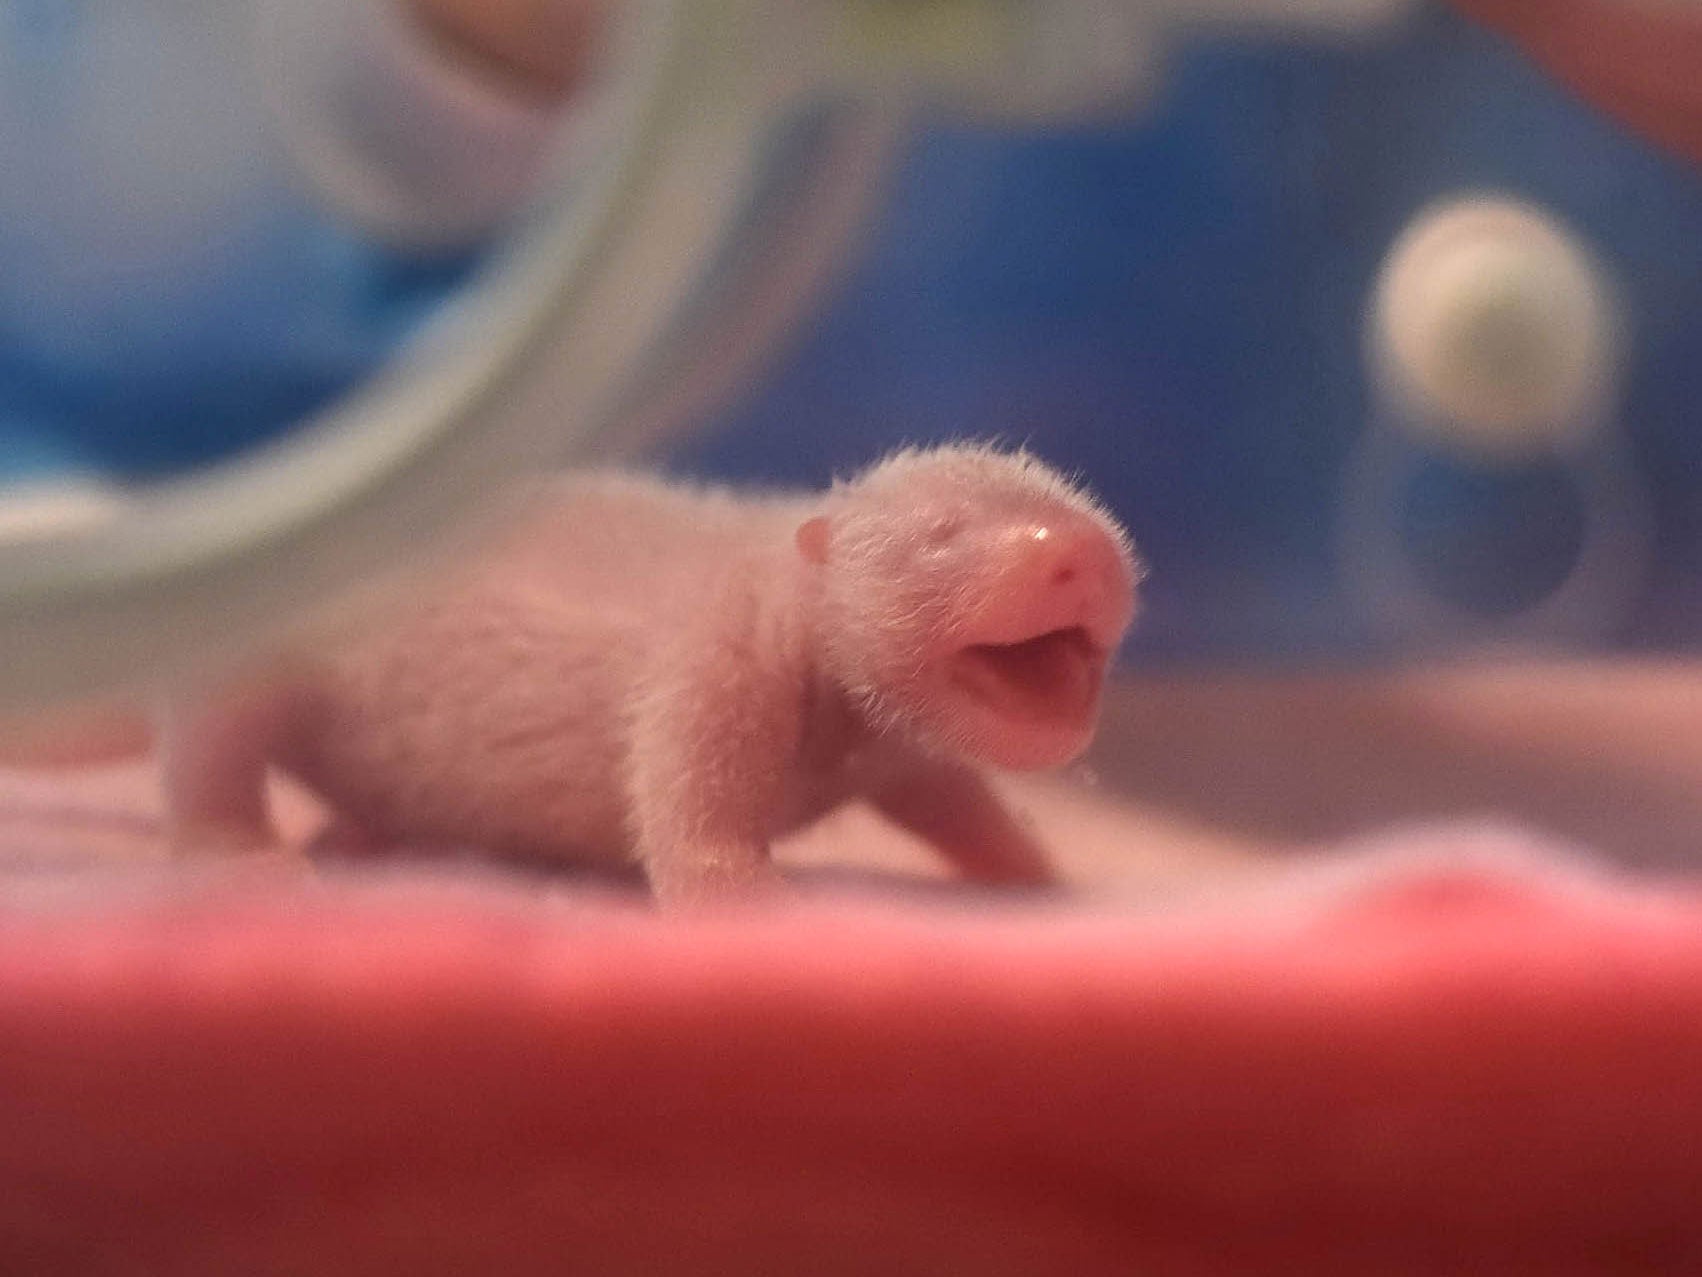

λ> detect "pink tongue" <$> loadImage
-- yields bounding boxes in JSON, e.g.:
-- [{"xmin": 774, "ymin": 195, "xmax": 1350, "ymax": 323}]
[{"xmin": 950, "ymin": 629, "xmax": 1100, "ymax": 721}]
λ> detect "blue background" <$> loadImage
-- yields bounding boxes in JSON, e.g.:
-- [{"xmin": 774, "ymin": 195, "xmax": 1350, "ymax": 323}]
[
  {"xmin": 678, "ymin": 4, "xmax": 1702, "ymax": 661},
  {"xmin": 2, "ymin": 2, "xmax": 1699, "ymax": 663}
]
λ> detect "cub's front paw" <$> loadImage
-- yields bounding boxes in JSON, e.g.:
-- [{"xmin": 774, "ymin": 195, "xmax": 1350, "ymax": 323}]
[{"xmin": 646, "ymin": 846, "xmax": 782, "ymax": 911}]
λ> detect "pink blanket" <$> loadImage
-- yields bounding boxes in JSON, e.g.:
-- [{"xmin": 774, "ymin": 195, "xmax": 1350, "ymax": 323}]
[{"xmin": 2, "ymin": 765, "xmax": 1700, "ymax": 1274}]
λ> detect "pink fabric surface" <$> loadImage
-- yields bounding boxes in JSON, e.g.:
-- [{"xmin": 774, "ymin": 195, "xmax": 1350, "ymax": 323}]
[{"xmin": 4, "ymin": 850, "xmax": 1702, "ymax": 1275}]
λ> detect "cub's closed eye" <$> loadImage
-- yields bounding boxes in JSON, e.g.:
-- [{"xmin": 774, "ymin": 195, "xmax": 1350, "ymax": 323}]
[{"xmin": 926, "ymin": 516, "xmax": 963, "ymax": 546}]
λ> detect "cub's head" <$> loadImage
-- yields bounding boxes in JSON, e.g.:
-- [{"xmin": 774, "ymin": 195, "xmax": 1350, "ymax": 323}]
[{"xmin": 797, "ymin": 444, "xmax": 1140, "ymax": 770}]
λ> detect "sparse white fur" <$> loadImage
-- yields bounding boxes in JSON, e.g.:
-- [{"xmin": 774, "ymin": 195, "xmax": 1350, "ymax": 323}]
[{"xmin": 160, "ymin": 443, "xmax": 1141, "ymax": 907}]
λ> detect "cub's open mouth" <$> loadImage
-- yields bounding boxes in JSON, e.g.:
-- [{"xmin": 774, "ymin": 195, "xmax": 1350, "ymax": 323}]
[{"xmin": 947, "ymin": 626, "xmax": 1105, "ymax": 725}]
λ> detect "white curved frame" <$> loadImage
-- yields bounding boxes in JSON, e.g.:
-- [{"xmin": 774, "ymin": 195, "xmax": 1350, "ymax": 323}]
[
  {"xmin": 0, "ymin": 0, "xmax": 910, "ymax": 712},
  {"xmin": 0, "ymin": 0, "xmax": 1416, "ymax": 713}
]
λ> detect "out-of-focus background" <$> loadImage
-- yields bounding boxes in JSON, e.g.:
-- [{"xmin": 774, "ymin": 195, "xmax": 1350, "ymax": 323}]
[
  {"xmin": 2, "ymin": 0, "xmax": 1701, "ymax": 887},
  {"xmin": 677, "ymin": 2, "xmax": 1702, "ymax": 664},
  {"xmin": 4, "ymin": 2, "xmax": 1699, "ymax": 664}
]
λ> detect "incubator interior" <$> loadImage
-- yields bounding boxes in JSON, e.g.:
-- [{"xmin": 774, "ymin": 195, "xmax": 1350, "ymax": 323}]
[
  {"xmin": 7, "ymin": 5, "xmax": 1702, "ymax": 1273},
  {"xmin": 0, "ymin": 0, "xmax": 1698, "ymax": 888}
]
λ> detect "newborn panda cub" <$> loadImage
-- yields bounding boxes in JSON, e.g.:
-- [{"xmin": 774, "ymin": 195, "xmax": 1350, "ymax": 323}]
[{"xmin": 164, "ymin": 444, "xmax": 1142, "ymax": 906}]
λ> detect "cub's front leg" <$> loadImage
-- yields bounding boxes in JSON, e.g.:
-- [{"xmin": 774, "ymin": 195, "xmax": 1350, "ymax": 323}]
[
  {"xmin": 624, "ymin": 582, "xmax": 804, "ymax": 908},
  {"xmin": 869, "ymin": 756, "xmax": 1058, "ymax": 889}
]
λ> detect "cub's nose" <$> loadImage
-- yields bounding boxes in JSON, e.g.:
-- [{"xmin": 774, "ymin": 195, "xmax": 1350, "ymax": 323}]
[{"xmin": 1005, "ymin": 519, "xmax": 1138, "ymax": 646}]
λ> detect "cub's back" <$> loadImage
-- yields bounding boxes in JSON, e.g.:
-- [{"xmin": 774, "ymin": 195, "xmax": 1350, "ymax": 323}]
[
  {"xmin": 481, "ymin": 473, "xmax": 812, "ymax": 619},
  {"xmin": 279, "ymin": 471, "xmax": 812, "ymax": 858}
]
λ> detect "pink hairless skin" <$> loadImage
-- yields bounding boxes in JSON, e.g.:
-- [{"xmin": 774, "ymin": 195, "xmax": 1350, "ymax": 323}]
[{"xmin": 154, "ymin": 444, "xmax": 1140, "ymax": 906}]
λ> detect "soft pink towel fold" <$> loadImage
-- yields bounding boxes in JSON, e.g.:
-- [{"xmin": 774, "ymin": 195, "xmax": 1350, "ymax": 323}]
[{"xmin": 2, "ymin": 850, "xmax": 1699, "ymax": 1275}]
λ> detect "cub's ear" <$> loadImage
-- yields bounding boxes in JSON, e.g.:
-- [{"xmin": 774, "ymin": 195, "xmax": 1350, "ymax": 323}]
[{"xmin": 794, "ymin": 515, "xmax": 831, "ymax": 565}]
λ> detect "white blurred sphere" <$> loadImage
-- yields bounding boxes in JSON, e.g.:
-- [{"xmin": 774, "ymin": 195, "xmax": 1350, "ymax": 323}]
[{"xmin": 1371, "ymin": 196, "xmax": 1619, "ymax": 458}]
